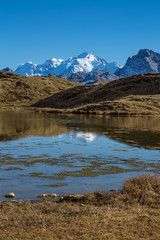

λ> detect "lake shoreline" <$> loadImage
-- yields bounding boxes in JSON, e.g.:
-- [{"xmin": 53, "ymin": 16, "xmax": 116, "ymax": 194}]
[
  {"xmin": 0, "ymin": 174, "xmax": 160, "ymax": 240},
  {"xmin": 1, "ymin": 105, "xmax": 160, "ymax": 117},
  {"xmin": 30, "ymin": 105, "xmax": 160, "ymax": 116},
  {"xmin": 2, "ymin": 174, "xmax": 160, "ymax": 204}
]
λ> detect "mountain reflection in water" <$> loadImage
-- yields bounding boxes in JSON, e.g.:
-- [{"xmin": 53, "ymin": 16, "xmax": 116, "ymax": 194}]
[
  {"xmin": 0, "ymin": 111, "xmax": 160, "ymax": 149},
  {"xmin": 0, "ymin": 111, "xmax": 159, "ymax": 201}
]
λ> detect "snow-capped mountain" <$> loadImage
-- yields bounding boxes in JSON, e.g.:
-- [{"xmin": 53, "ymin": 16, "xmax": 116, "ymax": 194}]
[
  {"xmin": 34, "ymin": 58, "xmax": 64, "ymax": 76},
  {"xmin": 15, "ymin": 62, "xmax": 37, "ymax": 76},
  {"xmin": 15, "ymin": 52, "xmax": 121, "ymax": 76},
  {"xmin": 115, "ymin": 49, "xmax": 160, "ymax": 77},
  {"xmin": 62, "ymin": 52, "xmax": 108, "ymax": 74}
]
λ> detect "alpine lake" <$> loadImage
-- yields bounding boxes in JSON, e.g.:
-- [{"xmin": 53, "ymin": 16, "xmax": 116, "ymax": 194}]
[{"xmin": 0, "ymin": 110, "xmax": 160, "ymax": 201}]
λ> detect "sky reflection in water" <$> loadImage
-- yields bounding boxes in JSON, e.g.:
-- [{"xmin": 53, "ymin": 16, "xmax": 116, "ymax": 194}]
[{"xmin": 0, "ymin": 111, "xmax": 159, "ymax": 201}]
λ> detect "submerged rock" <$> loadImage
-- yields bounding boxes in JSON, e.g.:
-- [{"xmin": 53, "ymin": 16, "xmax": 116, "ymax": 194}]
[
  {"xmin": 5, "ymin": 192, "xmax": 15, "ymax": 198},
  {"xmin": 38, "ymin": 193, "xmax": 58, "ymax": 198},
  {"xmin": 60, "ymin": 194, "xmax": 86, "ymax": 202}
]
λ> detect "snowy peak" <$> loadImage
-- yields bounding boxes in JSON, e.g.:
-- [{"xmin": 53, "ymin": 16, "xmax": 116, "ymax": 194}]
[
  {"xmin": 77, "ymin": 52, "xmax": 90, "ymax": 58},
  {"xmin": 77, "ymin": 52, "xmax": 104, "ymax": 62},
  {"xmin": 15, "ymin": 52, "xmax": 121, "ymax": 76},
  {"xmin": 115, "ymin": 49, "xmax": 160, "ymax": 77},
  {"xmin": 62, "ymin": 52, "xmax": 108, "ymax": 74},
  {"xmin": 43, "ymin": 58, "xmax": 64, "ymax": 67},
  {"xmin": 15, "ymin": 62, "xmax": 37, "ymax": 76}
]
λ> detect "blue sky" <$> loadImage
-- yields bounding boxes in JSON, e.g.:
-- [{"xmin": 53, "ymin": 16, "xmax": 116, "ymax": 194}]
[{"xmin": 1, "ymin": 0, "xmax": 160, "ymax": 70}]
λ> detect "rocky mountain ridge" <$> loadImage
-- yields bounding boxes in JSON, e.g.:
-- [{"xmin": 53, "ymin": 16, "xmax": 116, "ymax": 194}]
[{"xmin": 115, "ymin": 49, "xmax": 160, "ymax": 77}]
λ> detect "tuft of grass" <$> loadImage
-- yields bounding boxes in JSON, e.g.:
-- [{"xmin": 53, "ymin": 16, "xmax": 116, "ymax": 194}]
[
  {"xmin": 59, "ymin": 174, "xmax": 160, "ymax": 208},
  {"xmin": 122, "ymin": 174, "xmax": 160, "ymax": 206}
]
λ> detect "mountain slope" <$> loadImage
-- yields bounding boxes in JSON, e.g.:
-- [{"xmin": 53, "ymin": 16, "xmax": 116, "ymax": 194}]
[
  {"xmin": 105, "ymin": 61, "xmax": 122, "ymax": 73},
  {"xmin": 32, "ymin": 73, "xmax": 160, "ymax": 115},
  {"xmin": 0, "ymin": 71, "xmax": 79, "ymax": 107},
  {"xmin": 59, "ymin": 69, "xmax": 118, "ymax": 85},
  {"xmin": 15, "ymin": 52, "xmax": 121, "ymax": 76},
  {"xmin": 115, "ymin": 49, "xmax": 160, "ymax": 77},
  {"xmin": 15, "ymin": 62, "xmax": 37, "ymax": 76}
]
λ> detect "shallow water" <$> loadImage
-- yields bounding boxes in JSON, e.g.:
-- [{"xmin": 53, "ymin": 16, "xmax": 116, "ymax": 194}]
[{"xmin": 0, "ymin": 111, "xmax": 160, "ymax": 200}]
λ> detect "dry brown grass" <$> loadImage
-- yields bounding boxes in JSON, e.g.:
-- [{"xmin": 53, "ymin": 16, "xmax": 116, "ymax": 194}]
[
  {"xmin": 0, "ymin": 174, "xmax": 160, "ymax": 239},
  {"xmin": 122, "ymin": 174, "xmax": 160, "ymax": 206},
  {"xmin": 0, "ymin": 71, "xmax": 79, "ymax": 108},
  {"xmin": 31, "ymin": 73, "xmax": 160, "ymax": 115},
  {"xmin": 1, "ymin": 71, "xmax": 160, "ymax": 115},
  {"xmin": 0, "ymin": 202, "xmax": 159, "ymax": 240},
  {"xmin": 32, "ymin": 94, "xmax": 160, "ymax": 115},
  {"xmin": 32, "ymin": 73, "xmax": 160, "ymax": 110},
  {"xmin": 76, "ymin": 94, "xmax": 160, "ymax": 115}
]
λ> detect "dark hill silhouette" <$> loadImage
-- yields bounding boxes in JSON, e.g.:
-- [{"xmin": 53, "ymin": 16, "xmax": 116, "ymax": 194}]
[{"xmin": 32, "ymin": 73, "xmax": 160, "ymax": 111}]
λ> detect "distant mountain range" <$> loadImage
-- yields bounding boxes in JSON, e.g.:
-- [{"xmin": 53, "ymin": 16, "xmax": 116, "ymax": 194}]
[
  {"xmin": 2, "ymin": 49, "xmax": 160, "ymax": 85},
  {"xmin": 15, "ymin": 52, "xmax": 121, "ymax": 77}
]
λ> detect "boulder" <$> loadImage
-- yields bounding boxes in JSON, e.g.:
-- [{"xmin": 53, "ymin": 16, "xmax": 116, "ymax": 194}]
[{"xmin": 5, "ymin": 192, "xmax": 15, "ymax": 198}]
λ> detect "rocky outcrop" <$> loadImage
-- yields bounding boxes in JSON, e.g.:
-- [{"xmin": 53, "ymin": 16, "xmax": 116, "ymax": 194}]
[
  {"xmin": 2, "ymin": 67, "xmax": 14, "ymax": 73},
  {"xmin": 94, "ymin": 78, "xmax": 110, "ymax": 85},
  {"xmin": 48, "ymin": 72, "xmax": 57, "ymax": 77},
  {"xmin": 115, "ymin": 49, "xmax": 160, "ymax": 77},
  {"xmin": 59, "ymin": 72, "xmax": 88, "ymax": 83},
  {"xmin": 84, "ymin": 69, "xmax": 118, "ymax": 84}
]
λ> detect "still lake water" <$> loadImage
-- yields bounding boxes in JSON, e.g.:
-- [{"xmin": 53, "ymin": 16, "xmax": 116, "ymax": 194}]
[{"xmin": 0, "ymin": 111, "xmax": 160, "ymax": 201}]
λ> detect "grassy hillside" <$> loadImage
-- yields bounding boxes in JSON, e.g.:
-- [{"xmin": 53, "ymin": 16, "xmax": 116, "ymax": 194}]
[
  {"xmin": 32, "ymin": 73, "xmax": 160, "ymax": 115},
  {"xmin": 0, "ymin": 71, "xmax": 79, "ymax": 107}
]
